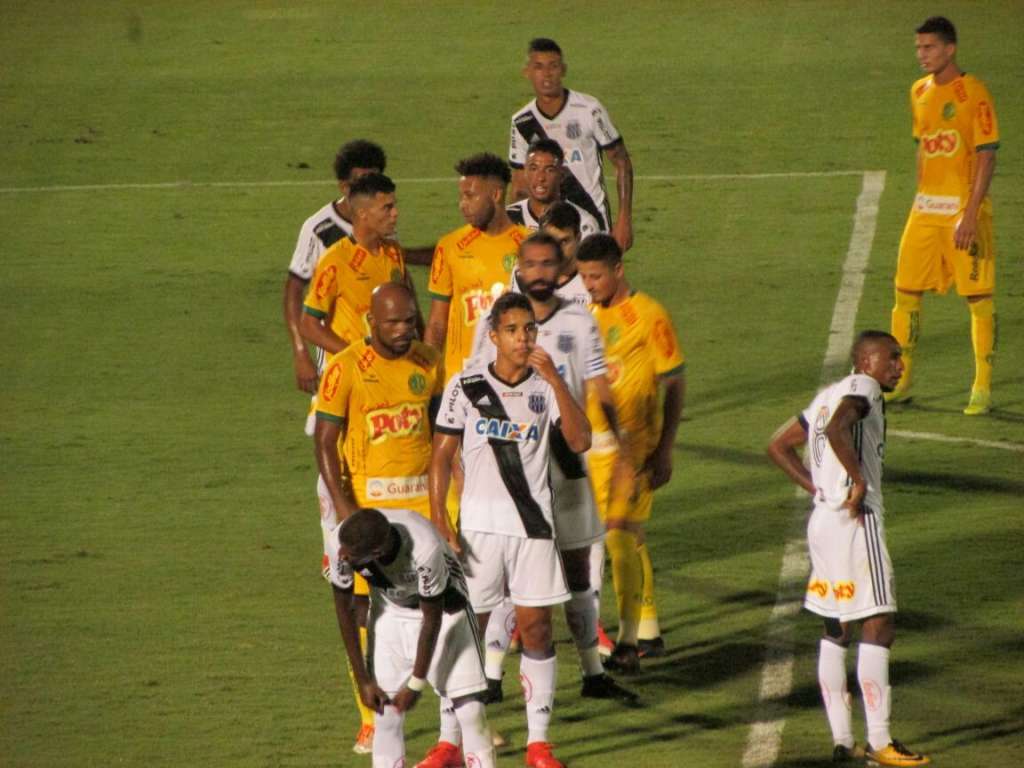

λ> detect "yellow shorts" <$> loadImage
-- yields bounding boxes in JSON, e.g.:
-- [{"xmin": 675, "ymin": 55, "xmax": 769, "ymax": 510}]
[
  {"xmin": 588, "ymin": 439, "xmax": 653, "ymax": 525},
  {"xmin": 896, "ymin": 211, "xmax": 995, "ymax": 296}
]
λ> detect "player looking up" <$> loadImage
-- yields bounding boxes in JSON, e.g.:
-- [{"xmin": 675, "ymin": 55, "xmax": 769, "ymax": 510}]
[
  {"xmin": 888, "ymin": 16, "xmax": 1000, "ymax": 415},
  {"xmin": 577, "ymin": 234, "xmax": 686, "ymax": 671},
  {"xmin": 506, "ymin": 138, "xmax": 601, "ymax": 238},
  {"xmin": 509, "ymin": 38, "xmax": 634, "ymax": 251},
  {"xmin": 767, "ymin": 331, "xmax": 931, "ymax": 767}
]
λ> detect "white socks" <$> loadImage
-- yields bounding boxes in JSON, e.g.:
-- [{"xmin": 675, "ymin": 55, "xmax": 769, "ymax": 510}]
[
  {"xmin": 484, "ymin": 598, "xmax": 516, "ymax": 680},
  {"xmin": 858, "ymin": 642, "xmax": 892, "ymax": 749},
  {"xmin": 565, "ymin": 590, "xmax": 603, "ymax": 676},
  {"xmin": 455, "ymin": 699, "xmax": 496, "ymax": 768},
  {"xmin": 818, "ymin": 639, "xmax": 854, "ymax": 748},
  {"xmin": 438, "ymin": 695, "xmax": 461, "ymax": 745},
  {"xmin": 372, "ymin": 706, "xmax": 404, "ymax": 768},
  {"xmin": 520, "ymin": 651, "xmax": 556, "ymax": 745}
]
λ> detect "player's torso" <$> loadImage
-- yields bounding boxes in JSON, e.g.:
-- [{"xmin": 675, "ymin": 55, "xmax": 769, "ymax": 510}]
[{"xmin": 534, "ymin": 302, "xmax": 602, "ymax": 401}]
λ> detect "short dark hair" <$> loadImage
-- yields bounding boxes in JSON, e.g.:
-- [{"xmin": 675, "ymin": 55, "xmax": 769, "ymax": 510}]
[
  {"xmin": 528, "ymin": 38, "xmax": 563, "ymax": 57},
  {"xmin": 489, "ymin": 292, "xmax": 534, "ymax": 331},
  {"xmin": 520, "ymin": 231, "xmax": 563, "ymax": 261},
  {"xmin": 526, "ymin": 138, "xmax": 564, "ymax": 164},
  {"xmin": 539, "ymin": 201, "xmax": 580, "ymax": 236},
  {"xmin": 455, "ymin": 153, "xmax": 511, "ymax": 184},
  {"xmin": 916, "ymin": 16, "xmax": 957, "ymax": 45},
  {"xmin": 338, "ymin": 508, "xmax": 391, "ymax": 553},
  {"xmin": 851, "ymin": 330, "xmax": 899, "ymax": 365},
  {"xmin": 333, "ymin": 140, "xmax": 387, "ymax": 181},
  {"xmin": 576, "ymin": 233, "xmax": 622, "ymax": 266},
  {"xmin": 348, "ymin": 172, "xmax": 396, "ymax": 201}
]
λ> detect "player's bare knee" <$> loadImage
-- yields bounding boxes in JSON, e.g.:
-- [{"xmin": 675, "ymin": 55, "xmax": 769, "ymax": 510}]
[
  {"xmin": 822, "ymin": 618, "xmax": 851, "ymax": 646},
  {"xmin": 861, "ymin": 613, "xmax": 895, "ymax": 648},
  {"xmin": 516, "ymin": 606, "xmax": 553, "ymax": 653}
]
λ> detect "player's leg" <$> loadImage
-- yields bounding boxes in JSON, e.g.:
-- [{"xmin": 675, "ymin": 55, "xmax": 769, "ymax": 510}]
[
  {"xmin": 369, "ymin": 611, "xmax": 414, "ymax": 768},
  {"xmin": 604, "ymin": 520, "xmax": 642, "ymax": 671},
  {"xmin": 957, "ymin": 209, "xmax": 997, "ymax": 414},
  {"xmin": 890, "ymin": 218, "xmax": 942, "ymax": 401},
  {"xmin": 636, "ymin": 537, "xmax": 664, "ymax": 657},
  {"xmin": 888, "ymin": 288, "xmax": 922, "ymax": 401},
  {"xmin": 818, "ymin": 618, "xmax": 857, "ymax": 759},
  {"xmin": 482, "ymin": 597, "xmax": 516, "ymax": 701}
]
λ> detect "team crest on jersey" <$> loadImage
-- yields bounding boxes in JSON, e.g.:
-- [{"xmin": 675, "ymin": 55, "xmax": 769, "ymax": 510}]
[
  {"xmin": 408, "ymin": 373, "xmax": 427, "ymax": 395},
  {"xmin": 942, "ymin": 101, "xmax": 956, "ymax": 120},
  {"xmin": 566, "ymin": 120, "xmax": 581, "ymax": 139},
  {"xmin": 606, "ymin": 325, "xmax": 621, "ymax": 345},
  {"xmin": 528, "ymin": 392, "xmax": 546, "ymax": 414},
  {"xmin": 503, "ymin": 252, "xmax": 516, "ymax": 272},
  {"xmin": 557, "ymin": 333, "xmax": 574, "ymax": 353}
]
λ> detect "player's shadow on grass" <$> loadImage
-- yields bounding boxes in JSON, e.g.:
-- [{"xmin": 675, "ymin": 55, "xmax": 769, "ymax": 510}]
[
  {"xmin": 918, "ymin": 705, "xmax": 1024, "ymax": 749},
  {"xmin": 637, "ymin": 640, "xmax": 767, "ymax": 690},
  {"xmin": 888, "ymin": 467, "xmax": 1024, "ymax": 496},
  {"xmin": 680, "ymin": 441, "xmax": 769, "ymax": 468}
]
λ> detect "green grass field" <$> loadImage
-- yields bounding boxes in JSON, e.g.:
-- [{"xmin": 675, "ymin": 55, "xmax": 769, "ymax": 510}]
[{"xmin": 3, "ymin": 2, "xmax": 1022, "ymax": 766}]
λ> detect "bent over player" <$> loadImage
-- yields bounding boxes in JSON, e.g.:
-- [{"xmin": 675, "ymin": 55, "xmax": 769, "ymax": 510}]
[
  {"xmin": 431, "ymin": 292, "xmax": 591, "ymax": 768},
  {"xmin": 767, "ymin": 331, "xmax": 930, "ymax": 767},
  {"xmin": 889, "ymin": 16, "xmax": 1000, "ymax": 415},
  {"xmin": 329, "ymin": 508, "xmax": 496, "ymax": 768}
]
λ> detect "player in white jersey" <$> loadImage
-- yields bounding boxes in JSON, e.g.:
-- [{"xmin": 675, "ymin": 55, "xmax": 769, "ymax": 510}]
[
  {"xmin": 509, "ymin": 201, "xmax": 592, "ymax": 308},
  {"xmin": 431, "ymin": 291, "xmax": 591, "ymax": 768},
  {"xmin": 329, "ymin": 508, "xmax": 496, "ymax": 768},
  {"xmin": 470, "ymin": 233, "xmax": 634, "ymax": 703},
  {"xmin": 509, "ymin": 38, "xmax": 634, "ymax": 251},
  {"xmin": 768, "ymin": 331, "xmax": 930, "ymax": 767},
  {"xmin": 506, "ymin": 138, "xmax": 602, "ymax": 238}
]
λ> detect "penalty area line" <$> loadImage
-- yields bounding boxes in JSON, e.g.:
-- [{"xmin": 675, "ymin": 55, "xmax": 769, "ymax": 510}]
[
  {"xmin": 741, "ymin": 170, "xmax": 886, "ymax": 768},
  {"xmin": 890, "ymin": 429, "xmax": 1024, "ymax": 453}
]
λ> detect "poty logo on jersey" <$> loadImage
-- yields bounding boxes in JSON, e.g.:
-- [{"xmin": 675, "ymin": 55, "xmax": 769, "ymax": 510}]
[
  {"xmin": 463, "ymin": 284, "xmax": 506, "ymax": 326},
  {"xmin": 314, "ymin": 265, "xmax": 337, "ymax": 299},
  {"xmin": 366, "ymin": 403, "xmax": 427, "ymax": 444},
  {"xmin": 920, "ymin": 128, "xmax": 961, "ymax": 158},
  {"xmin": 366, "ymin": 475, "xmax": 428, "ymax": 500},
  {"xmin": 473, "ymin": 418, "xmax": 540, "ymax": 442}
]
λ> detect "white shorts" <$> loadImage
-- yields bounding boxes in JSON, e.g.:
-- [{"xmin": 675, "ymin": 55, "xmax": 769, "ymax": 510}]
[
  {"xmin": 804, "ymin": 503, "xmax": 897, "ymax": 622},
  {"xmin": 369, "ymin": 604, "xmax": 487, "ymax": 699},
  {"xmin": 460, "ymin": 531, "xmax": 570, "ymax": 613},
  {"xmin": 551, "ymin": 471, "xmax": 606, "ymax": 551}
]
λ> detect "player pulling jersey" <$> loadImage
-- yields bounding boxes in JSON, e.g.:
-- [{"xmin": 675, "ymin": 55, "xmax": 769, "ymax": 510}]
[
  {"xmin": 506, "ymin": 198, "xmax": 602, "ymax": 238},
  {"xmin": 509, "ymin": 90, "xmax": 622, "ymax": 229}
]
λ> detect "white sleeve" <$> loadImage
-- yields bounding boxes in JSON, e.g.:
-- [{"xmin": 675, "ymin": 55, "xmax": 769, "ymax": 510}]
[
  {"xmin": 415, "ymin": 542, "xmax": 449, "ymax": 601},
  {"xmin": 287, "ymin": 216, "xmax": 323, "ymax": 281},
  {"xmin": 579, "ymin": 207, "xmax": 603, "ymax": 237},
  {"xmin": 437, "ymin": 376, "xmax": 468, "ymax": 433},
  {"xmin": 590, "ymin": 98, "xmax": 622, "ymax": 149},
  {"xmin": 581, "ymin": 314, "xmax": 608, "ymax": 380},
  {"xmin": 509, "ymin": 116, "xmax": 527, "ymax": 168}
]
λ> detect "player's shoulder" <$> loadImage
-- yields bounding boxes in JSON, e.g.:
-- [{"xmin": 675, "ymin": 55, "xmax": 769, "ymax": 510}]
[
  {"xmin": 837, "ymin": 372, "xmax": 882, "ymax": 400},
  {"xmin": 565, "ymin": 89, "xmax": 605, "ymax": 110},
  {"xmin": 319, "ymin": 233, "xmax": 357, "ymax": 262},
  {"xmin": 407, "ymin": 340, "xmax": 441, "ymax": 371},
  {"xmin": 630, "ymin": 291, "xmax": 671, "ymax": 319},
  {"xmin": 438, "ymin": 223, "xmax": 481, "ymax": 252},
  {"xmin": 910, "ymin": 75, "xmax": 933, "ymax": 99},
  {"xmin": 961, "ymin": 72, "xmax": 994, "ymax": 98},
  {"xmin": 511, "ymin": 98, "xmax": 538, "ymax": 121},
  {"xmin": 553, "ymin": 298, "xmax": 594, "ymax": 323}
]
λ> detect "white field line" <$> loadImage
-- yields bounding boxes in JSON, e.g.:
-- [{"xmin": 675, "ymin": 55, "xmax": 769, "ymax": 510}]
[
  {"xmin": 890, "ymin": 429, "xmax": 1024, "ymax": 453},
  {"xmin": 741, "ymin": 170, "xmax": 887, "ymax": 768},
  {"xmin": 0, "ymin": 169, "xmax": 874, "ymax": 195}
]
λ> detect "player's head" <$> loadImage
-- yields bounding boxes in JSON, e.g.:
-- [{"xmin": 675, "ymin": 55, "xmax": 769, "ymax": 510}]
[
  {"xmin": 915, "ymin": 17, "xmax": 957, "ymax": 75},
  {"xmin": 524, "ymin": 38, "xmax": 566, "ymax": 99},
  {"xmin": 517, "ymin": 232, "xmax": 563, "ymax": 303},
  {"xmin": 540, "ymin": 201, "xmax": 581, "ymax": 263},
  {"xmin": 348, "ymin": 173, "xmax": 398, "ymax": 239},
  {"xmin": 455, "ymin": 153, "xmax": 511, "ymax": 230},
  {"xmin": 524, "ymin": 139, "xmax": 565, "ymax": 205},
  {"xmin": 368, "ymin": 282, "xmax": 418, "ymax": 357},
  {"xmin": 576, "ymin": 233, "xmax": 624, "ymax": 306},
  {"xmin": 488, "ymin": 292, "xmax": 537, "ymax": 367},
  {"xmin": 333, "ymin": 140, "xmax": 387, "ymax": 194},
  {"xmin": 337, "ymin": 508, "xmax": 393, "ymax": 568},
  {"xmin": 851, "ymin": 330, "xmax": 904, "ymax": 392}
]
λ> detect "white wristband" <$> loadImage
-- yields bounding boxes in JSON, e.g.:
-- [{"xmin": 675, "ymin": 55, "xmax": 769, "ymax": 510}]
[{"xmin": 406, "ymin": 675, "xmax": 426, "ymax": 692}]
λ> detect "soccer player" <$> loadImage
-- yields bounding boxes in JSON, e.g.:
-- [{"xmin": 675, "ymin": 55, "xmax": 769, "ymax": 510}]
[
  {"xmin": 509, "ymin": 38, "xmax": 634, "ymax": 251},
  {"xmin": 313, "ymin": 281, "xmax": 440, "ymax": 754},
  {"xmin": 470, "ymin": 233, "xmax": 636, "ymax": 703},
  {"xmin": 282, "ymin": 140, "xmax": 385, "ymax": 429},
  {"xmin": 889, "ymin": 16, "xmax": 1000, "ymax": 415},
  {"xmin": 506, "ymin": 138, "xmax": 601, "ymax": 238},
  {"xmin": 576, "ymin": 234, "xmax": 685, "ymax": 671},
  {"xmin": 508, "ymin": 199, "xmax": 594, "ymax": 309},
  {"xmin": 767, "ymin": 331, "xmax": 931, "ymax": 767},
  {"xmin": 328, "ymin": 508, "xmax": 496, "ymax": 768},
  {"xmin": 425, "ymin": 153, "xmax": 529, "ymax": 383},
  {"xmin": 431, "ymin": 292, "xmax": 591, "ymax": 768}
]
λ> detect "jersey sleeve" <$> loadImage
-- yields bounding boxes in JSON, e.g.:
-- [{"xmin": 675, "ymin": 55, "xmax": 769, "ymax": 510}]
[
  {"xmin": 590, "ymin": 98, "xmax": 622, "ymax": 149},
  {"xmin": 582, "ymin": 314, "xmax": 608, "ymax": 381},
  {"xmin": 332, "ymin": 557, "xmax": 355, "ymax": 592},
  {"xmin": 436, "ymin": 376, "xmax": 468, "ymax": 435},
  {"xmin": 303, "ymin": 249, "xmax": 338, "ymax": 319},
  {"xmin": 316, "ymin": 353, "xmax": 353, "ymax": 423},
  {"xmin": 509, "ymin": 115, "xmax": 527, "ymax": 168},
  {"xmin": 466, "ymin": 310, "xmax": 493, "ymax": 369},
  {"xmin": 579, "ymin": 207, "xmax": 602, "ymax": 237},
  {"xmin": 649, "ymin": 303, "xmax": 685, "ymax": 376},
  {"xmin": 415, "ymin": 541, "xmax": 449, "ymax": 601},
  {"xmin": 971, "ymin": 81, "xmax": 1000, "ymax": 150},
  {"xmin": 840, "ymin": 373, "xmax": 880, "ymax": 404},
  {"xmin": 910, "ymin": 83, "xmax": 921, "ymax": 142},
  {"xmin": 288, "ymin": 216, "xmax": 321, "ymax": 280},
  {"xmin": 428, "ymin": 241, "xmax": 453, "ymax": 301}
]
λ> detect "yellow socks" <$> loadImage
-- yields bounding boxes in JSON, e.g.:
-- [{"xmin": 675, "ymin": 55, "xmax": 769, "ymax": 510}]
[
  {"xmin": 637, "ymin": 543, "xmax": 661, "ymax": 640},
  {"xmin": 968, "ymin": 297, "xmax": 995, "ymax": 393},
  {"xmin": 347, "ymin": 626, "xmax": 374, "ymax": 727},
  {"xmin": 890, "ymin": 289, "xmax": 921, "ymax": 392},
  {"xmin": 605, "ymin": 528, "xmax": 642, "ymax": 646}
]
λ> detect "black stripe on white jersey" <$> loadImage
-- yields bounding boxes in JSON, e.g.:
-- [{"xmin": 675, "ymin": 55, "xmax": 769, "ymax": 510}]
[{"xmin": 862, "ymin": 508, "xmax": 887, "ymax": 606}]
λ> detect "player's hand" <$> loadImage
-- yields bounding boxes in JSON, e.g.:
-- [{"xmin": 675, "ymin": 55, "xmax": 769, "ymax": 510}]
[
  {"xmin": 954, "ymin": 208, "xmax": 979, "ymax": 251},
  {"xmin": 528, "ymin": 346, "xmax": 560, "ymax": 384},
  {"xmin": 842, "ymin": 480, "xmax": 867, "ymax": 519},
  {"xmin": 613, "ymin": 215, "xmax": 633, "ymax": 253},
  {"xmin": 359, "ymin": 681, "xmax": 390, "ymax": 714},
  {"xmin": 293, "ymin": 351, "xmax": 318, "ymax": 393},
  {"xmin": 391, "ymin": 686, "xmax": 422, "ymax": 713},
  {"xmin": 643, "ymin": 446, "xmax": 673, "ymax": 490}
]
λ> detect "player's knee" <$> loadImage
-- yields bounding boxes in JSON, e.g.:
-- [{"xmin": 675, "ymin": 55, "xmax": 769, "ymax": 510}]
[
  {"xmin": 561, "ymin": 547, "xmax": 590, "ymax": 591},
  {"xmin": 822, "ymin": 618, "xmax": 850, "ymax": 645},
  {"xmin": 516, "ymin": 609, "xmax": 553, "ymax": 653}
]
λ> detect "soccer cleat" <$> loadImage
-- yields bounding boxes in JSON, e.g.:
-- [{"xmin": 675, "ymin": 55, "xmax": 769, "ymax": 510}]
[
  {"xmin": 525, "ymin": 741, "xmax": 565, "ymax": 768},
  {"xmin": 482, "ymin": 676, "xmax": 504, "ymax": 704},
  {"xmin": 352, "ymin": 723, "xmax": 374, "ymax": 755},
  {"xmin": 580, "ymin": 672, "xmax": 639, "ymax": 703},
  {"xmin": 596, "ymin": 622, "xmax": 615, "ymax": 658},
  {"xmin": 637, "ymin": 636, "xmax": 666, "ymax": 658},
  {"xmin": 415, "ymin": 740, "xmax": 464, "ymax": 768},
  {"xmin": 866, "ymin": 739, "xmax": 931, "ymax": 766},
  {"xmin": 963, "ymin": 388, "xmax": 991, "ymax": 416},
  {"xmin": 832, "ymin": 743, "xmax": 865, "ymax": 763},
  {"xmin": 604, "ymin": 643, "xmax": 641, "ymax": 675}
]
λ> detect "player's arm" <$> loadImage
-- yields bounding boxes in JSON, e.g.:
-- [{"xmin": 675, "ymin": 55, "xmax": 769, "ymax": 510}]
[
  {"xmin": 314, "ymin": 417, "xmax": 359, "ymax": 520},
  {"xmin": 424, "ymin": 298, "xmax": 450, "ymax": 354},
  {"xmin": 824, "ymin": 396, "xmax": 870, "ymax": 516},
  {"xmin": 605, "ymin": 141, "xmax": 634, "ymax": 252},
  {"xmin": 299, "ymin": 307, "xmax": 348, "ymax": 355},
  {"xmin": 391, "ymin": 594, "xmax": 444, "ymax": 713},
  {"xmin": 530, "ymin": 346, "xmax": 591, "ymax": 453},
  {"xmin": 332, "ymin": 584, "xmax": 389, "ymax": 713},
  {"xmin": 283, "ymin": 274, "xmax": 318, "ymax": 393},
  {"xmin": 955, "ymin": 149, "xmax": 996, "ymax": 251},
  {"xmin": 645, "ymin": 370, "xmax": 684, "ymax": 490},
  {"xmin": 766, "ymin": 416, "xmax": 814, "ymax": 496},
  {"xmin": 429, "ymin": 431, "xmax": 462, "ymax": 552}
]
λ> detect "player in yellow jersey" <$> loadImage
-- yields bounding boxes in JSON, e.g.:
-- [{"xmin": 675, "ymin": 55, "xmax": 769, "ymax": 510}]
[
  {"xmin": 314, "ymin": 283, "xmax": 441, "ymax": 756},
  {"xmin": 576, "ymin": 234, "xmax": 685, "ymax": 672},
  {"xmin": 890, "ymin": 16, "xmax": 1000, "ymax": 415}
]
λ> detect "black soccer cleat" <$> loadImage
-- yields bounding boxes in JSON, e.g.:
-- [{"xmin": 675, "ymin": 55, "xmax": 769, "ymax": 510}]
[
  {"xmin": 580, "ymin": 672, "xmax": 639, "ymax": 703},
  {"xmin": 832, "ymin": 743, "xmax": 864, "ymax": 763},
  {"xmin": 637, "ymin": 637, "xmax": 666, "ymax": 658},
  {"xmin": 481, "ymin": 676, "xmax": 503, "ymax": 704},
  {"xmin": 603, "ymin": 643, "xmax": 641, "ymax": 675}
]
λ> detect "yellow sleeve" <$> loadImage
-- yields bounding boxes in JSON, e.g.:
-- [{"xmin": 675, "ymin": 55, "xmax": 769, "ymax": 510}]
[
  {"xmin": 972, "ymin": 81, "xmax": 1000, "ymax": 149},
  {"xmin": 316, "ymin": 352, "xmax": 353, "ymax": 424},
  {"xmin": 304, "ymin": 249, "xmax": 339, "ymax": 319},
  {"xmin": 649, "ymin": 302, "xmax": 685, "ymax": 377},
  {"xmin": 428, "ymin": 239, "xmax": 453, "ymax": 301},
  {"xmin": 910, "ymin": 83, "xmax": 920, "ymax": 142}
]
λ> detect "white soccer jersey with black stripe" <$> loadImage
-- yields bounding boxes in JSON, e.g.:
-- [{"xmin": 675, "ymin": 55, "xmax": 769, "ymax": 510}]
[
  {"xmin": 801, "ymin": 373, "xmax": 886, "ymax": 511},
  {"xmin": 287, "ymin": 200, "xmax": 354, "ymax": 281},
  {"xmin": 436, "ymin": 363, "xmax": 561, "ymax": 538},
  {"xmin": 509, "ymin": 90, "xmax": 622, "ymax": 228},
  {"xmin": 505, "ymin": 198, "xmax": 603, "ymax": 237},
  {"xmin": 333, "ymin": 509, "xmax": 470, "ymax": 619}
]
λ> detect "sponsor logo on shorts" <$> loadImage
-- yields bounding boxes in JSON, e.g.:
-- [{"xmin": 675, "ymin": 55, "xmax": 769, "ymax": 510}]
[
  {"xmin": 473, "ymin": 418, "xmax": 540, "ymax": 441},
  {"xmin": 833, "ymin": 581, "xmax": 855, "ymax": 601},
  {"xmin": 365, "ymin": 474, "xmax": 428, "ymax": 500},
  {"xmin": 920, "ymin": 128, "xmax": 961, "ymax": 158},
  {"xmin": 807, "ymin": 579, "xmax": 829, "ymax": 598},
  {"xmin": 913, "ymin": 193, "xmax": 960, "ymax": 215},
  {"xmin": 366, "ymin": 403, "xmax": 427, "ymax": 444}
]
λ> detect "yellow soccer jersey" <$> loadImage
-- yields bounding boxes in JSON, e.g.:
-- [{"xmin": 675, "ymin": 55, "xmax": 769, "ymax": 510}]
[
  {"xmin": 587, "ymin": 292, "xmax": 685, "ymax": 457},
  {"xmin": 303, "ymin": 235, "xmax": 408, "ymax": 348},
  {"xmin": 910, "ymin": 73, "xmax": 1000, "ymax": 225},
  {"xmin": 428, "ymin": 223, "xmax": 528, "ymax": 381},
  {"xmin": 316, "ymin": 339, "xmax": 441, "ymax": 511}
]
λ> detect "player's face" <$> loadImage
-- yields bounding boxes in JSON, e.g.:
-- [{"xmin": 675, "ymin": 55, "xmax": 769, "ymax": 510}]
[
  {"xmin": 542, "ymin": 224, "xmax": 579, "ymax": 262},
  {"xmin": 362, "ymin": 192, "xmax": 399, "ymax": 239},
  {"xmin": 862, "ymin": 340, "xmax": 905, "ymax": 392},
  {"xmin": 578, "ymin": 260, "xmax": 621, "ymax": 306},
  {"xmin": 370, "ymin": 295, "xmax": 418, "ymax": 357},
  {"xmin": 338, "ymin": 166, "xmax": 381, "ymax": 196},
  {"xmin": 518, "ymin": 242, "xmax": 561, "ymax": 302},
  {"xmin": 458, "ymin": 176, "xmax": 498, "ymax": 230},
  {"xmin": 488, "ymin": 307, "xmax": 537, "ymax": 367},
  {"xmin": 915, "ymin": 33, "xmax": 956, "ymax": 75},
  {"xmin": 525, "ymin": 151, "xmax": 562, "ymax": 204},
  {"xmin": 524, "ymin": 51, "xmax": 565, "ymax": 99}
]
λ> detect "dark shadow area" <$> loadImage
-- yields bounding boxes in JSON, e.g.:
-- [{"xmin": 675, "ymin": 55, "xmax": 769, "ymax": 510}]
[{"xmin": 887, "ymin": 467, "xmax": 1024, "ymax": 496}]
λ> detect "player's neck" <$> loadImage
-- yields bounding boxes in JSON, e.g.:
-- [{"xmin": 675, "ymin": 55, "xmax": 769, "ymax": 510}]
[
  {"xmin": 370, "ymin": 336, "xmax": 405, "ymax": 361},
  {"xmin": 377, "ymin": 528, "xmax": 401, "ymax": 565},
  {"xmin": 334, "ymin": 197, "xmax": 354, "ymax": 223},
  {"xmin": 353, "ymin": 226, "xmax": 384, "ymax": 252},
  {"xmin": 604, "ymin": 281, "xmax": 632, "ymax": 308},
  {"xmin": 482, "ymin": 208, "xmax": 514, "ymax": 237},
  {"xmin": 536, "ymin": 88, "xmax": 568, "ymax": 118},
  {"xmin": 490, "ymin": 359, "xmax": 529, "ymax": 386},
  {"xmin": 560, "ymin": 259, "xmax": 577, "ymax": 283},
  {"xmin": 526, "ymin": 197, "xmax": 552, "ymax": 222},
  {"xmin": 933, "ymin": 61, "xmax": 962, "ymax": 86},
  {"xmin": 530, "ymin": 295, "xmax": 561, "ymax": 323}
]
